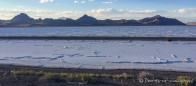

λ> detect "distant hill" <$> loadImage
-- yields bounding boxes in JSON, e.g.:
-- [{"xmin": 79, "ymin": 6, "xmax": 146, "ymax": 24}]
[
  {"xmin": 57, "ymin": 17, "xmax": 67, "ymax": 20},
  {"xmin": 0, "ymin": 20, "xmax": 3, "ymax": 24},
  {"xmin": 186, "ymin": 22, "xmax": 196, "ymax": 25},
  {"xmin": 41, "ymin": 18, "xmax": 79, "ymax": 26},
  {"xmin": 77, "ymin": 14, "xmax": 98, "ymax": 25},
  {"xmin": 11, "ymin": 13, "xmax": 35, "ymax": 24},
  {"xmin": 138, "ymin": 15, "xmax": 185, "ymax": 25},
  {"xmin": 0, "ymin": 13, "xmax": 187, "ymax": 27}
]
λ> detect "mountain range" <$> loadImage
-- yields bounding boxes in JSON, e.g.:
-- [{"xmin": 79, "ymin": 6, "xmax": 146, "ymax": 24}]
[
  {"xmin": 57, "ymin": 17, "xmax": 67, "ymax": 20},
  {"xmin": 186, "ymin": 22, "xmax": 196, "ymax": 25},
  {"xmin": 0, "ymin": 13, "xmax": 187, "ymax": 27}
]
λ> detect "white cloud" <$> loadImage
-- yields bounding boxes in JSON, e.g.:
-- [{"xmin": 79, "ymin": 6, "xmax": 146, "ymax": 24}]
[
  {"xmin": 102, "ymin": 0, "xmax": 118, "ymax": 4},
  {"xmin": 89, "ymin": 8, "xmax": 168, "ymax": 20},
  {"xmin": 179, "ymin": 9, "xmax": 185, "ymax": 13},
  {"xmin": 102, "ymin": 1, "xmax": 113, "ymax": 4},
  {"xmin": 40, "ymin": 0, "xmax": 53, "ymax": 3},
  {"xmin": 88, "ymin": 0, "xmax": 94, "ymax": 1},
  {"xmin": 74, "ymin": 1, "xmax": 79, "ymax": 3},
  {"xmin": 178, "ymin": 8, "xmax": 196, "ymax": 14},
  {"xmin": 91, "ymin": 8, "xmax": 161, "ymax": 15},
  {"xmin": 0, "ymin": 8, "xmax": 56, "ymax": 20},
  {"xmin": 74, "ymin": 0, "xmax": 86, "ymax": 4},
  {"xmin": 0, "ymin": 8, "xmax": 168, "ymax": 20},
  {"xmin": 91, "ymin": 8, "xmax": 118, "ymax": 14},
  {"xmin": 81, "ymin": 1, "xmax": 85, "ymax": 3}
]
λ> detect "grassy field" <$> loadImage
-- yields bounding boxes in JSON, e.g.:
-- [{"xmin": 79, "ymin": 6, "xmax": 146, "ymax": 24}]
[{"xmin": 0, "ymin": 64, "xmax": 195, "ymax": 86}]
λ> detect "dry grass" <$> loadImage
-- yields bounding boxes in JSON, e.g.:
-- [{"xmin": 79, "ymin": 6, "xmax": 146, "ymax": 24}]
[
  {"xmin": 177, "ymin": 76, "xmax": 193, "ymax": 86},
  {"xmin": 112, "ymin": 73, "xmax": 133, "ymax": 79},
  {"xmin": 138, "ymin": 71, "xmax": 153, "ymax": 79},
  {"xmin": 11, "ymin": 69, "xmax": 35, "ymax": 75},
  {"xmin": 40, "ymin": 72, "xmax": 62, "ymax": 82}
]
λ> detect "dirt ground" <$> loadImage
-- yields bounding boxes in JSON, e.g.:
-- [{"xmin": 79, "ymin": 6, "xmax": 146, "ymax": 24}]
[{"xmin": 0, "ymin": 64, "xmax": 195, "ymax": 86}]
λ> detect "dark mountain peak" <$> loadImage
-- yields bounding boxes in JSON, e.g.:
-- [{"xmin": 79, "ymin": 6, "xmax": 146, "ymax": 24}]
[
  {"xmin": 83, "ymin": 14, "xmax": 88, "ymax": 17},
  {"xmin": 19, "ymin": 13, "xmax": 28, "ymax": 16},
  {"xmin": 78, "ymin": 14, "xmax": 96, "ymax": 20},
  {"xmin": 139, "ymin": 15, "xmax": 185, "ymax": 25},
  {"xmin": 35, "ymin": 18, "xmax": 42, "ymax": 22},
  {"xmin": 82, "ymin": 14, "xmax": 91, "ymax": 17},
  {"xmin": 12, "ymin": 13, "xmax": 31, "ymax": 20},
  {"xmin": 153, "ymin": 15, "xmax": 162, "ymax": 18},
  {"xmin": 11, "ymin": 13, "xmax": 34, "ymax": 21},
  {"xmin": 142, "ymin": 15, "xmax": 164, "ymax": 21},
  {"xmin": 77, "ymin": 14, "xmax": 97, "ymax": 24},
  {"xmin": 38, "ymin": 18, "xmax": 42, "ymax": 20},
  {"xmin": 11, "ymin": 13, "xmax": 35, "ymax": 24}
]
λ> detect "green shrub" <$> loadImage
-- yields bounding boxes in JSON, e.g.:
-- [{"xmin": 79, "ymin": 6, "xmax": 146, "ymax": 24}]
[
  {"xmin": 41, "ymin": 72, "xmax": 62, "ymax": 82},
  {"xmin": 177, "ymin": 76, "xmax": 193, "ymax": 86},
  {"xmin": 35, "ymin": 71, "xmax": 44, "ymax": 76},
  {"xmin": 28, "ymin": 70, "xmax": 35, "ymax": 75},
  {"xmin": 67, "ymin": 74, "xmax": 96, "ymax": 84},
  {"xmin": 11, "ymin": 69, "xmax": 35, "ymax": 75},
  {"xmin": 67, "ymin": 74, "xmax": 84, "ymax": 82},
  {"xmin": 101, "ymin": 74, "xmax": 110, "ymax": 78},
  {"xmin": 82, "ymin": 75, "xmax": 96, "ymax": 84},
  {"xmin": 112, "ymin": 73, "xmax": 133, "ymax": 79},
  {"xmin": 88, "ymin": 73, "xmax": 95, "ymax": 77},
  {"xmin": 3, "ymin": 72, "xmax": 8, "ymax": 76},
  {"xmin": 113, "ymin": 74, "xmax": 121, "ymax": 79},
  {"xmin": 60, "ymin": 73, "xmax": 68, "ymax": 77}
]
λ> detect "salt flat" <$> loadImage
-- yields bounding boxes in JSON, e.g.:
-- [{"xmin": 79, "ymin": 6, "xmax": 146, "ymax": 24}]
[
  {"xmin": 0, "ymin": 26, "xmax": 196, "ymax": 71},
  {"xmin": 0, "ymin": 40, "xmax": 196, "ymax": 72}
]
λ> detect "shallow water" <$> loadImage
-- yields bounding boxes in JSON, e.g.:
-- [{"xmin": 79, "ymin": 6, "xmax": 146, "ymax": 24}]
[{"xmin": 0, "ymin": 26, "xmax": 196, "ymax": 37}]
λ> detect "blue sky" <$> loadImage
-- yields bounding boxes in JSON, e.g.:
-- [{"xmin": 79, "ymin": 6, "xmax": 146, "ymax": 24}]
[{"xmin": 0, "ymin": 0, "xmax": 196, "ymax": 22}]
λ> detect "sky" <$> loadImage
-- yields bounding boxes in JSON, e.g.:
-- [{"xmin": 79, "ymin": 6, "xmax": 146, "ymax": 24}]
[{"xmin": 0, "ymin": 0, "xmax": 196, "ymax": 23}]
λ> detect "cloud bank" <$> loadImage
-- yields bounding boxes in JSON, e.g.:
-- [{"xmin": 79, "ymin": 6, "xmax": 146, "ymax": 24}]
[{"xmin": 40, "ymin": 0, "xmax": 53, "ymax": 3}]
